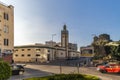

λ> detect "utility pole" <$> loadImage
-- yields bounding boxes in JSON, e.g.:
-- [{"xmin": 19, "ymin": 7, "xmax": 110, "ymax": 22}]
[
  {"xmin": 52, "ymin": 34, "xmax": 56, "ymax": 60},
  {"xmin": 60, "ymin": 62, "xmax": 62, "ymax": 74},
  {"xmin": 77, "ymin": 63, "xmax": 80, "ymax": 74}
]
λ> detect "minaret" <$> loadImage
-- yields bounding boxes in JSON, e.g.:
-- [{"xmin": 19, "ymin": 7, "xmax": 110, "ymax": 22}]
[{"xmin": 61, "ymin": 24, "xmax": 69, "ymax": 58}]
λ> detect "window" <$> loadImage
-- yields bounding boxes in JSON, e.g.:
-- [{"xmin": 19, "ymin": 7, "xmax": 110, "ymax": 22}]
[
  {"xmin": 4, "ymin": 39, "xmax": 9, "ymax": 46},
  {"xmin": 61, "ymin": 53, "xmax": 63, "ymax": 55},
  {"xmin": 82, "ymin": 49, "xmax": 93, "ymax": 54},
  {"xmin": 48, "ymin": 50, "xmax": 50, "ymax": 52},
  {"xmin": 36, "ymin": 49, "xmax": 41, "ymax": 52},
  {"xmin": 14, "ymin": 49, "xmax": 18, "ymax": 52},
  {"xmin": 36, "ymin": 54, "xmax": 40, "ymax": 56},
  {"xmin": 15, "ymin": 49, "xmax": 18, "ymax": 51},
  {"xmin": 7, "ymin": 14, "xmax": 9, "ymax": 20},
  {"xmin": 4, "ymin": 25, "xmax": 9, "ymax": 33},
  {"xmin": 15, "ymin": 54, "xmax": 18, "ymax": 57},
  {"xmin": 21, "ymin": 54, "xmax": 24, "ymax": 57},
  {"xmin": 27, "ymin": 49, "xmax": 31, "ymax": 51},
  {"xmin": 4, "ymin": 13, "xmax": 9, "ymax": 20},
  {"xmin": 22, "ymin": 49, "xmax": 24, "ymax": 51},
  {"xmin": 0, "ymin": 20, "xmax": 1, "ymax": 29},
  {"xmin": 27, "ymin": 54, "xmax": 31, "ymax": 57},
  {"xmin": 4, "ymin": 13, "xmax": 6, "ymax": 19}
]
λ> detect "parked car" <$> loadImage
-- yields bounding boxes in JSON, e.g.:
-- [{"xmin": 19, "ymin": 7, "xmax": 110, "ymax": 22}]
[
  {"xmin": 95, "ymin": 62, "xmax": 108, "ymax": 67},
  {"xmin": 11, "ymin": 65, "xmax": 25, "ymax": 75},
  {"xmin": 97, "ymin": 64, "xmax": 120, "ymax": 73}
]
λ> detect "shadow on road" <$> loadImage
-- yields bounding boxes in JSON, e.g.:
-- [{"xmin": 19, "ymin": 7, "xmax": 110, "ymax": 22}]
[{"xmin": 9, "ymin": 67, "xmax": 52, "ymax": 80}]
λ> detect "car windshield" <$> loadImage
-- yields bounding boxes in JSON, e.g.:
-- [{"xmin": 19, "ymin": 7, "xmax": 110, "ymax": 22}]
[
  {"xmin": 12, "ymin": 65, "xmax": 19, "ymax": 70},
  {"xmin": 104, "ymin": 64, "xmax": 110, "ymax": 66}
]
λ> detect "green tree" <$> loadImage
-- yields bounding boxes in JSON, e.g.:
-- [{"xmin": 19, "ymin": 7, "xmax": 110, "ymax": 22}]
[
  {"xmin": 0, "ymin": 58, "xmax": 3, "ymax": 61},
  {"xmin": 92, "ymin": 34, "xmax": 111, "ymax": 60},
  {"xmin": 110, "ymin": 45, "xmax": 120, "ymax": 60},
  {"xmin": 104, "ymin": 41, "xmax": 120, "ymax": 61},
  {"xmin": 0, "ymin": 61, "xmax": 12, "ymax": 80}
]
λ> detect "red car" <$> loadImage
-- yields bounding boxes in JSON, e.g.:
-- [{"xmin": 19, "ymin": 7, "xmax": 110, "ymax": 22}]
[{"xmin": 97, "ymin": 64, "xmax": 120, "ymax": 73}]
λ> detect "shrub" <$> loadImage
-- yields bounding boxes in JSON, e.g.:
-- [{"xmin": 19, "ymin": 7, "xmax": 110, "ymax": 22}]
[
  {"xmin": 0, "ymin": 61, "xmax": 12, "ymax": 80},
  {"xmin": 0, "ymin": 58, "xmax": 3, "ymax": 61},
  {"xmin": 24, "ymin": 74, "xmax": 100, "ymax": 80}
]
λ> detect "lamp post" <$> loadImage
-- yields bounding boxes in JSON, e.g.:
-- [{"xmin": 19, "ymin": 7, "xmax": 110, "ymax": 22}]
[{"xmin": 52, "ymin": 34, "xmax": 56, "ymax": 60}]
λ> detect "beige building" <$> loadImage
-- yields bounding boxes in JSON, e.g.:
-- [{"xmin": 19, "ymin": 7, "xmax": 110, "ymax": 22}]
[
  {"xmin": 0, "ymin": 2, "xmax": 14, "ymax": 62},
  {"xmin": 13, "ymin": 43, "xmax": 80, "ymax": 63},
  {"xmin": 80, "ymin": 46, "xmax": 94, "ymax": 57},
  {"xmin": 13, "ymin": 25, "xmax": 80, "ymax": 62}
]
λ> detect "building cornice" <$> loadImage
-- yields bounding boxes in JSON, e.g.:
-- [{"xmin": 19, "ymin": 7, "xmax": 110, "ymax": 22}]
[
  {"xmin": 14, "ymin": 45, "xmax": 80, "ymax": 53},
  {"xmin": 0, "ymin": 1, "xmax": 14, "ymax": 9}
]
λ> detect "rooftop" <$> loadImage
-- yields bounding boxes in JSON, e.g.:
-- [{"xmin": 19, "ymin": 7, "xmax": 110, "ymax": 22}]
[{"xmin": 0, "ymin": 1, "xmax": 14, "ymax": 8}]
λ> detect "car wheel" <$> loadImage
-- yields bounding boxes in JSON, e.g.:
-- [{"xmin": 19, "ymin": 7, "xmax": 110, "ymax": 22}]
[{"xmin": 100, "ymin": 70, "xmax": 107, "ymax": 73}]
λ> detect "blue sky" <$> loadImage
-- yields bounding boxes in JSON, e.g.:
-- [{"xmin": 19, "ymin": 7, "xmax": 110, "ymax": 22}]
[{"xmin": 1, "ymin": 0, "xmax": 120, "ymax": 49}]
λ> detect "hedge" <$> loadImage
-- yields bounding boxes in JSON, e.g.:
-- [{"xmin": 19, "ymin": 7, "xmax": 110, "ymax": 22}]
[
  {"xmin": 0, "ymin": 61, "xmax": 12, "ymax": 80},
  {"xmin": 24, "ymin": 74, "xmax": 100, "ymax": 80}
]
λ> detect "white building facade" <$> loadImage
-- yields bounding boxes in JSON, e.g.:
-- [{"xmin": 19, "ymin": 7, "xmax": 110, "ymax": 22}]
[{"xmin": 13, "ymin": 44, "xmax": 80, "ymax": 63}]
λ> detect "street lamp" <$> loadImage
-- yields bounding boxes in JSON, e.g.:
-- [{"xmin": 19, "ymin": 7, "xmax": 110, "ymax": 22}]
[
  {"xmin": 52, "ymin": 34, "xmax": 56, "ymax": 60},
  {"xmin": 52, "ymin": 34, "xmax": 56, "ymax": 43}
]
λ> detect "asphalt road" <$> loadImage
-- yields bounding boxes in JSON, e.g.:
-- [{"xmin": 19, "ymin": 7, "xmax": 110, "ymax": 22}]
[
  {"xmin": 26, "ymin": 64, "xmax": 120, "ymax": 80},
  {"xmin": 9, "ymin": 64, "xmax": 120, "ymax": 80},
  {"xmin": 9, "ymin": 67, "xmax": 52, "ymax": 80}
]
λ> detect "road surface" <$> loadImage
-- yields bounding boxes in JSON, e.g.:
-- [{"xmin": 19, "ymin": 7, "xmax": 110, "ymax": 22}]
[{"xmin": 9, "ymin": 64, "xmax": 120, "ymax": 80}]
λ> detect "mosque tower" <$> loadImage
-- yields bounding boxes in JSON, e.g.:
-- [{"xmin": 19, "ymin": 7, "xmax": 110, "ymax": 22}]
[{"xmin": 61, "ymin": 24, "xmax": 69, "ymax": 58}]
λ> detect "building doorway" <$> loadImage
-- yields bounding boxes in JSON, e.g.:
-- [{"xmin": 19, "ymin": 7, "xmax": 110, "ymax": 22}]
[{"xmin": 47, "ymin": 54, "xmax": 50, "ymax": 61}]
